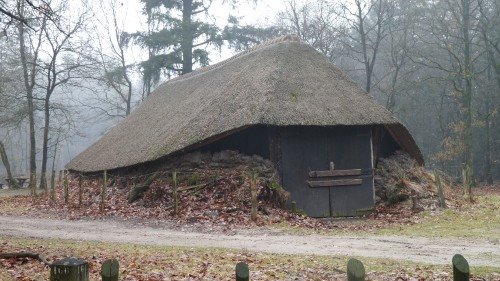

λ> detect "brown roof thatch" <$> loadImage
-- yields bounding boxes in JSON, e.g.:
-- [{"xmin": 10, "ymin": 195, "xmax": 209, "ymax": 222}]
[{"xmin": 67, "ymin": 35, "xmax": 423, "ymax": 172}]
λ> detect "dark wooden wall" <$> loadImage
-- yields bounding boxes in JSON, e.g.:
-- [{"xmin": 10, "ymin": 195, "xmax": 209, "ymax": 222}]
[
  {"xmin": 279, "ymin": 126, "xmax": 374, "ymax": 217},
  {"xmin": 200, "ymin": 126, "xmax": 271, "ymax": 158},
  {"xmin": 195, "ymin": 124, "xmax": 403, "ymax": 217},
  {"xmin": 372, "ymin": 126, "xmax": 403, "ymax": 167}
]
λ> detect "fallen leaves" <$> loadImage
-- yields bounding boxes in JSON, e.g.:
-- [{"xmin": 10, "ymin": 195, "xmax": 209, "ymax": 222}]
[{"xmin": 0, "ymin": 170, "xmax": 497, "ymax": 237}]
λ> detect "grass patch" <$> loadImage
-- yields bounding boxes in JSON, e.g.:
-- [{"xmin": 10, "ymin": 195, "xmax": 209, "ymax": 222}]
[
  {"xmin": 376, "ymin": 195, "xmax": 500, "ymax": 240},
  {"xmin": 1, "ymin": 236, "xmax": 498, "ymax": 280},
  {"xmin": 0, "ymin": 188, "xmax": 30, "ymax": 197},
  {"xmin": 269, "ymin": 194, "xmax": 500, "ymax": 240},
  {"xmin": 0, "ymin": 188, "xmax": 33, "ymax": 216}
]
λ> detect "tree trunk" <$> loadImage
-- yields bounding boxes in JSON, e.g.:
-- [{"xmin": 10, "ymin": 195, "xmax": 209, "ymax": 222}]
[
  {"xmin": 386, "ymin": 66, "xmax": 400, "ymax": 112},
  {"xmin": 125, "ymin": 79, "xmax": 132, "ymax": 116},
  {"xmin": 143, "ymin": 11, "xmax": 154, "ymax": 97},
  {"xmin": 355, "ymin": 0, "xmax": 370, "ymax": 93},
  {"xmin": 461, "ymin": 0, "xmax": 474, "ymax": 193},
  {"xmin": 481, "ymin": 27, "xmax": 496, "ymax": 185},
  {"xmin": 182, "ymin": 0, "xmax": 194, "ymax": 74},
  {"xmin": 116, "ymin": 19, "xmax": 133, "ymax": 116},
  {"xmin": 0, "ymin": 141, "xmax": 20, "ymax": 189},
  {"xmin": 39, "ymin": 97, "xmax": 50, "ymax": 191},
  {"xmin": 17, "ymin": 0, "xmax": 40, "ymax": 194},
  {"xmin": 50, "ymin": 169, "xmax": 56, "ymax": 204},
  {"xmin": 484, "ymin": 96, "xmax": 493, "ymax": 184},
  {"xmin": 49, "ymin": 137, "xmax": 58, "ymax": 204}
]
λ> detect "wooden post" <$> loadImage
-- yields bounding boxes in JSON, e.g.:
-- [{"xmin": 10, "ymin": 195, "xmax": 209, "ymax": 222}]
[
  {"xmin": 50, "ymin": 169, "xmax": 56, "ymax": 204},
  {"xmin": 58, "ymin": 170, "xmax": 63, "ymax": 185},
  {"xmin": 100, "ymin": 170, "xmax": 107, "ymax": 213},
  {"xmin": 452, "ymin": 254, "xmax": 470, "ymax": 281},
  {"xmin": 172, "ymin": 171, "xmax": 178, "ymax": 216},
  {"xmin": 249, "ymin": 172, "xmax": 258, "ymax": 221},
  {"xmin": 63, "ymin": 171, "xmax": 69, "ymax": 204},
  {"xmin": 462, "ymin": 165, "xmax": 473, "ymax": 202},
  {"xmin": 31, "ymin": 171, "xmax": 37, "ymax": 197},
  {"xmin": 50, "ymin": 257, "xmax": 89, "ymax": 281},
  {"xmin": 411, "ymin": 190, "xmax": 419, "ymax": 212},
  {"xmin": 467, "ymin": 165, "xmax": 473, "ymax": 203},
  {"xmin": 434, "ymin": 170, "xmax": 447, "ymax": 208},
  {"xmin": 462, "ymin": 165, "xmax": 467, "ymax": 196},
  {"xmin": 291, "ymin": 201, "xmax": 297, "ymax": 214},
  {"xmin": 347, "ymin": 258, "xmax": 365, "ymax": 281},
  {"xmin": 101, "ymin": 259, "xmax": 119, "ymax": 281},
  {"xmin": 235, "ymin": 262, "xmax": 249, "ymax": 281},
  {"xmin": 78, "ymin": 173, "xmax": 83, "ymax": 207}
]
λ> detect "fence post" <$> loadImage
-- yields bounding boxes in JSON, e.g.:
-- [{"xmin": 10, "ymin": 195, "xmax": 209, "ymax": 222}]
[
  {"xmin": 100, "ymin": 170, "xmax": 107, "ymax": 213},
  {"xmin": 63, "ymin": 171, "xmax": 69, "ymax": 204},
  {"xmin": 235, "ymin": 262, "xmax": 249, "ymax": 281},
  {"xmin": 461, "ymin": 165, "xmax": 467, "ymax": 196},
  {"xmin": 291, "ymin": 201, "xmax": 297, "ymax": 214},
  {"xmin": 434, "ymin": 170, "xmax": 447, "ymax": 208},
  {"xmin": 78, "ymin": 173, "xmax": 83, "ymax": 207},
  {"xmin": 58, "ymin": 170, "xmax": 63, "ymax": 185},
  {"xmin": 101, "ymin": 259, "xmax": 119, "ymax": 281},
  {"xmin": 347, "ymin": 258, "xmax": 365, "ymax": 281},
  {"xmin": 249, "ymin": 172, "xmax": 258, "ymax": 221},
  {"xmin": 466, "ymin": 165, "xmax": 473, "ymax": 203},
  {"xmin": 452, "ymin": 254, "xmax": 470, "ymax": 281},
  {"xmin": 172, "ymin": 171, "xmax": 178, "ymax": 216},
  {"xmin": 50, "ymin": 169, "xmax": 56, "ymax": 204}
]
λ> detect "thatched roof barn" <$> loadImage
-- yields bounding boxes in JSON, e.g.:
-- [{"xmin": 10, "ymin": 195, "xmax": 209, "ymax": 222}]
[{"xmin": 68, "ymin": 35, "xmax": 423, "ymax": 217}]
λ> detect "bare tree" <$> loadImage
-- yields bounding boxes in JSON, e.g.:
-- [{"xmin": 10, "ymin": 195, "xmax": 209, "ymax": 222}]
[
  {"xmin": 16, "ymin": 0, "xmax": 45, "ymax": 193},
  {"xmin": 411, "ymin": 0, "xmax": 484, "ymax": 191},
  {"xmin": 277, "ymin": 0, "xmax": 341, "ymax": 60},
  {"xmin": 378, "ymin": 0, "xmax": 418, "ymax": 112},
  {"xmin": 86, "ymin": 0, "xmax": 135, "ymax": 119},
  {"xmin": 336, "ymin": 0, "xmax": 392, "ymax": 93},
  {"xmin": 0, "ymin": 140, "xmax": 20, "ymax": 189},
  {"xmin": 478, "ymin": 0, "xmax": 500, "ymax": 184},
  {"xmin": 0, "ymin": 27, "xmax": 25, "ymax": 188},
  {"xmin": 37, "ymin": 2, "xmax": 89, "ymax": 190},
  {"xmin": 1, "ymin": 0, "xmax": 74, "ymax": 35}
]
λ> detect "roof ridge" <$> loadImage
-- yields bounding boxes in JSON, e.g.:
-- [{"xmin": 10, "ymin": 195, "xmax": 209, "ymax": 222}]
[{"xmin": 165, "ymin": 35, "xmax": 301, "ymax": 84}]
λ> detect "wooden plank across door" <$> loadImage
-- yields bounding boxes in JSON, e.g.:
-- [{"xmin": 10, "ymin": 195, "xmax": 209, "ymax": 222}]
[
  {"xmin": 307, "ymin": 178, "xmax": 363, "ymax": 187},
  {"xmin": 308, "ymin": 169, "xmax": 362, "ymax": 178}
]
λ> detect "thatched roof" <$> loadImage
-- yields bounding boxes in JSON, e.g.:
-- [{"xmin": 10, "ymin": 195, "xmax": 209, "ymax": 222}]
[{"xmin": 68, "ymin": 35, "xmax": 423, "ymax": 172}]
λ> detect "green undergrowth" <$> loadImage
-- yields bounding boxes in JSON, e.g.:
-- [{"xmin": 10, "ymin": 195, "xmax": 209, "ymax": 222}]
[
  {"xmin": 376, "ymin": 195, "xmax": 500, "ymax": 240},
  {"xmin": 1, "ymin": 236, "xmax": 498, "ymax": 280},
  {"xmin": 270, "ymin": 194, "xmax": 500, "ymax": 240}
]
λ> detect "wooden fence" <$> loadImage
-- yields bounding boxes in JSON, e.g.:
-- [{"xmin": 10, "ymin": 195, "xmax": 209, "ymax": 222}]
[
  {"xmin": 49, "ymin": 254, "xmax": 472, "ymax": 281},
  {"xmin": 54, "ymin": 169, "xmax": 259, "ymax": 220}
]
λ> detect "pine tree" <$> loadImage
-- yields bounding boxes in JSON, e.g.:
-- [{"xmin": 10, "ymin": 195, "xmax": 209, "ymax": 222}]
[{"xmin": 131, "ymin": 0, "xmax": 279, "ymax": 95}]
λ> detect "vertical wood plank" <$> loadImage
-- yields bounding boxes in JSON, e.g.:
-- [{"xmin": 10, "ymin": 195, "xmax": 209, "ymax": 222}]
[
  {"xmin": 172, "ymin": 171, "xmax": 178, "ymax": 216},
  {"xmin": 63, "ymin": 171, "xmax": 69, "ymax": 204},
  {"xmin": 434, "ymin": 170, "xmax": 447, "ymax": 208},
  {"xmin": 78, "ymin": 173, "xmax": 83, "ymax": 207},
  {"xmin": 101, "ymin": 170, "xmax": 107, "ymax": 213}
]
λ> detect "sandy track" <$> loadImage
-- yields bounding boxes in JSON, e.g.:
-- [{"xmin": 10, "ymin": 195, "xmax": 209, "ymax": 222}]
[{"xmin": 0, "ymin": 215, "xmax": 498, "ymax": 267}]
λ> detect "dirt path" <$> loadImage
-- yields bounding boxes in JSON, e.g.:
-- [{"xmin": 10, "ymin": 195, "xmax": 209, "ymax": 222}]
[{"xmin": 0, "ymin": 215, "xmax": 498, "ymax": 267}]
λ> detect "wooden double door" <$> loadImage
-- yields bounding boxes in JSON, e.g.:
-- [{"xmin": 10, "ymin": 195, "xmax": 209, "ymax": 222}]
[{"xmin": 280, "ymin": 126, "xmax": 374, "ymax": 217}]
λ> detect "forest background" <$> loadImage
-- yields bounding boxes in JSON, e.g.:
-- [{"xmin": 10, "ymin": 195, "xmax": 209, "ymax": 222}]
[{"xmin": 0, "ymin": 0, "xmax": 498, "ymax": 190}]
